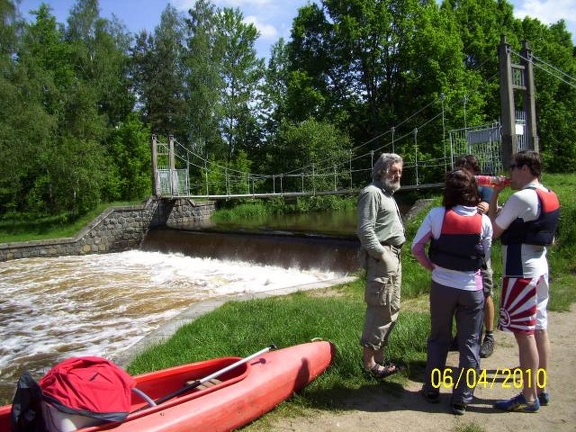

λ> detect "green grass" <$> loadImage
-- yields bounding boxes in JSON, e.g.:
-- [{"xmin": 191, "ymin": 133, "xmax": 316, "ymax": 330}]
[
  {"xmin": 455, "ymin": 424, "xmax": 487, "ymax": 432},
  {"xmin": 126, "ymin": 280, "xmax": 430, "ymax": 413},
  {"xmin": 0, "ymin": 201, "xmax": 141, "ymax": 243},
  {"xmin": 211, "ymin": 195, "xmax": 358, "ymax": 223}
]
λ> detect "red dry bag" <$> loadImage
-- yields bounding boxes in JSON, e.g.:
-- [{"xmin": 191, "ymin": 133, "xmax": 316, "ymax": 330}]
[{"xmin": 39, "ymin": 356, "xmax": 135, "ymax": 423}]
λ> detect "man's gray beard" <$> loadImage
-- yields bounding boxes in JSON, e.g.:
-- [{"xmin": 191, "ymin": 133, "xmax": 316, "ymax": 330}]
[{"xmin": 383, "ymin": 178, "xmax": 401, "ymax": 192}]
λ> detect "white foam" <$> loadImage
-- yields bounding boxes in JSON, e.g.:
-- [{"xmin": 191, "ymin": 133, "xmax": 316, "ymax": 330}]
[{"xmin": 0, "ymin": 250, "xmax": 341, "ymax": 383}]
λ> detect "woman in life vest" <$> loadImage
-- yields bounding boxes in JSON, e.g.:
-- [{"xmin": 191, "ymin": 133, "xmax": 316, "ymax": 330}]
[{"xmin": 411, "ymin": 169, "xmax": 493, "ymax": 415}]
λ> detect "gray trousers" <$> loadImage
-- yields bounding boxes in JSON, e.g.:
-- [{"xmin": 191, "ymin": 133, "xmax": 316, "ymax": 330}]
[{"xmin": 423, "ymin": 280, "xmax": 484, "ymax": 405}]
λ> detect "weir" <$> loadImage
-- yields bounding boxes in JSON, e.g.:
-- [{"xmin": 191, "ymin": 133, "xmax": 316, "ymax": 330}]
[{"xmin": 142, "ymin": 227, "xmax": 361, "ymax": 273}]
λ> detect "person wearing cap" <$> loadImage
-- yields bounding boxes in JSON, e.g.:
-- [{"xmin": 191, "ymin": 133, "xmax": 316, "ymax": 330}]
[{"xmin": 451, "ymin": 155, "xmax": 497, "ymax": 358}]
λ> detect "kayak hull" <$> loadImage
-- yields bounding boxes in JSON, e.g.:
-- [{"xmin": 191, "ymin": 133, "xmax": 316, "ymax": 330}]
[{"xmin": 0, "ymin": 341, "xmax": 334, "ymax": 432}]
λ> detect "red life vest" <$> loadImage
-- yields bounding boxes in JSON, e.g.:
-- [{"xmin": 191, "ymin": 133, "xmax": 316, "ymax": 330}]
[
  {"xmin": 429, "ymin": 209, "xmax": 485, "ymax": 271},
  {"xmin": 501, "ymin": 187, "xmax": 560, "ymax": 246}
]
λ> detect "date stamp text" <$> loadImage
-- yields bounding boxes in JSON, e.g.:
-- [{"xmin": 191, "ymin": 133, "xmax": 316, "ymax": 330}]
[{"xmin": 431, "ymin": 367, "xmax": 547, "ymax": 389}]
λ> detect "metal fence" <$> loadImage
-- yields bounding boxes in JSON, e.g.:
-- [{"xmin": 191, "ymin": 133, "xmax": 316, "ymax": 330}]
[
  {"xmin": 449, "ymin": 122, "xmax": 503, "ymax": 175},
  {"xmin": 155, "ymin": 169, "xmax": 190, "ymax": 196}
]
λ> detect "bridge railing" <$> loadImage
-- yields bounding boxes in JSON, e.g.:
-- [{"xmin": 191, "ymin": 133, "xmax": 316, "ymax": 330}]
[
  {"xmin": 152, "ymin": 121, "xmax": 507, "ymax": 199},
  {"xmin": 449, "ymin": 122, "xmax": 503, "ymax": 175}
]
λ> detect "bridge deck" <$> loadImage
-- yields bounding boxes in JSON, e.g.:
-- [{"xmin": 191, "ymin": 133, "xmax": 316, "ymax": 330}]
[{"xmin": 160, "ymin": 183, "xmax": 444, "ymax": 200}]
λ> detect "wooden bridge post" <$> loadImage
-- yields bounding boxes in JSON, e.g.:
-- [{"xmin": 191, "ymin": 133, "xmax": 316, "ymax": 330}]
[
  {"xmin": 521, "ymin": 40, "xmax": 539, "ymax": 153},
  {"xmin": 499, "ymin": 35, "xmax": 516, "ymax": 169}
]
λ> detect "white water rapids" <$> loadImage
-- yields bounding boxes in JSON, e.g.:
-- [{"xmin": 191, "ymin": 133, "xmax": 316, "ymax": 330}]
[{"xmin": 0, "ymin": 250, "xmax": 343, "ymax": 402}]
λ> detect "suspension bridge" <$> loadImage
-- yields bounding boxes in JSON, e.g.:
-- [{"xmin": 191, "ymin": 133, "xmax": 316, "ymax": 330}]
[
  {"xmin": 151, "ymin": 123, "xmax": 478, "ymax": 200},
  {"xmin": 151, "ymin": 38, "xmax": 574, "ymax": 201}
]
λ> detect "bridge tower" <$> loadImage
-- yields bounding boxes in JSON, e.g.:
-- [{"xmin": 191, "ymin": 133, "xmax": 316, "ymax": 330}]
[{"xmin": 499, "ymin": 35, "xmax": 538, "ymax": 168}]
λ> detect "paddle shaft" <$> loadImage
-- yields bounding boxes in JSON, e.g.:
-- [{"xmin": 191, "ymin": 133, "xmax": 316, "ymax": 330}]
[{"xmin": 154, "ymin": 344, "xmax": 276, "ymax": 405}]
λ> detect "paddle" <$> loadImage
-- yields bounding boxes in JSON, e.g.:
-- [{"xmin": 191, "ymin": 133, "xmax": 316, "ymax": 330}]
[{"xmin": 153, "ymin": 344, "xmax": 277, "ymax": 405}]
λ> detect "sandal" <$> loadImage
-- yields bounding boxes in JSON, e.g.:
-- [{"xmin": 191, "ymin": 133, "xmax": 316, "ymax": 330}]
[{"xmin": 365, "ymin": 363, "xmax": 400, "ymax": 379}]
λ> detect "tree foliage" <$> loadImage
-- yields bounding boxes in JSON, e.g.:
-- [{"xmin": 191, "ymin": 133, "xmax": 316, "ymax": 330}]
[{"xmin": 1, "ymin": 0, "xmax": 575, "ymax": 218}]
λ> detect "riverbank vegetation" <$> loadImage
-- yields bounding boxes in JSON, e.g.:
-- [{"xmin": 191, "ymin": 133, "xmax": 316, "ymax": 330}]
[
  {"xmin": 0, "ymin": 201, "xmax": 138, "ymax": 243},
  {"xmin": 126, "ymin": 173, "xmax": 576, "ymax": 430},
  {"xmin": 2, "ymin": 1, "xmax": 576, "ymax": 221},
  {"xmin": 212, "ymin": 195, "xmax": 358, "ymax": 222}
]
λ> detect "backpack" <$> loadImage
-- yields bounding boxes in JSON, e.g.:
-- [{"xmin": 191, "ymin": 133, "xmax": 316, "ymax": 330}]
[
  {"xmin": 11, "ymin": 357, "xmax": 135, "ymax": 432},
  {"xmin": 10, "ymin": 371, "xmax": 47, "ymax": 432}
]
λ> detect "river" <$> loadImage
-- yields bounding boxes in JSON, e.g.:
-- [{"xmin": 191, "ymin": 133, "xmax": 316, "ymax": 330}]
[{"xmin": 0, "ymin": 209, "xmax": 362, "ymax": 404}]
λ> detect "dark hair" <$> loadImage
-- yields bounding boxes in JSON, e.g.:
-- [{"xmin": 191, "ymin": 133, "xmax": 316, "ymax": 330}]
[
  {"xmin": 513, "ymin": 150, "xmax": 542, "ymax": 178},
  {"xmin": 442, "ymin": 169, "xmax": 480, "ymax": 209},
  {"xmin": 454, "ymin": 155, "xmax": 480, "ymax": 175}
]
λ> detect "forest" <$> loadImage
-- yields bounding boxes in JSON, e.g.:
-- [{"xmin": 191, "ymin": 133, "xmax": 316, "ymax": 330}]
[{"xmin": 1, "ymin": 0, "xmax": 575, "ymax": 219}]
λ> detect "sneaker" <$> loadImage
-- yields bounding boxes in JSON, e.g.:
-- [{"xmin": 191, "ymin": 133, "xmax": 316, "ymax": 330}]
[
  {"xmin": 480, "ymin": 336, "xmax": 495, "ymax": 358},
  {"xmin": 421, "ymin": 388, "xmax": 440, "ymax": 404},
  {"xmin": 494, "ymin": 393, "xmax": 540, "ymax": 413},
  {"xmin": 451, "ymin": 403, "xmax": 466, "ymax": 415},
  {"xmin": 538, "ymin": 392, "xmax": 550, "ymax": 406}
]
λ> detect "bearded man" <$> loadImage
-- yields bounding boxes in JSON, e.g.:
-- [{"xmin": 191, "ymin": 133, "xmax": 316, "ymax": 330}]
[{"xmin": 357, "ymin": 153, "xmax": 405, "ymax": 378}]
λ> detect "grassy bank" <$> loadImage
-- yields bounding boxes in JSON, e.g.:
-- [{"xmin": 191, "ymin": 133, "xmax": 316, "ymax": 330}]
[
  {"xmin": 0, "ymin": 201, "xmax": 139, "ymax": 243},
  {"xmin": 126, "ymin": 173, "xmax": 576, "ymax": 430}
]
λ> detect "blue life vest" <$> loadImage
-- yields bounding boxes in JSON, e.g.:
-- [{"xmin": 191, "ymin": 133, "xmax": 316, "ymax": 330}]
[
  {"xmin": 429, "ymin": 209, "xmax": 485, "ymax": 271},
  {"xmin": 500, "ymin": 187, "xmax": 560, "ymax": 246}
]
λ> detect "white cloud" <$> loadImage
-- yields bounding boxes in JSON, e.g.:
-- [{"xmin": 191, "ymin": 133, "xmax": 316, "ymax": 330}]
[
  {"xmin": 245, "ymin": 15, "xmax": 278, "ymax": 39},
  {"xmin": 514, "ymin": 0, "xmax": 576, "ymax": 23},
  {"xmin": 512, "ymin": 0, "xmax": 576, "ymax": 36}
]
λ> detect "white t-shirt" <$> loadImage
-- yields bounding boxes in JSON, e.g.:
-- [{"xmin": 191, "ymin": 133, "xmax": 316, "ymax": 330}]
[{"xmin": 495, "ymin": 183, "xmax": 549, "ymax": 278}]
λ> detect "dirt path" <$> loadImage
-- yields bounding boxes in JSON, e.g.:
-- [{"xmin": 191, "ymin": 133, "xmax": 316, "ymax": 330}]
[{"xmin": 265, "ymin": 305, "xmax": 576, "ymax": 432}]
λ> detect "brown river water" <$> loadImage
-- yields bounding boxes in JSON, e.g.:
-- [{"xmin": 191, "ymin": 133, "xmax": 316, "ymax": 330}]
[{"xmin": 0, "ymin": 210, "xmax": 365, "ymax": 404}]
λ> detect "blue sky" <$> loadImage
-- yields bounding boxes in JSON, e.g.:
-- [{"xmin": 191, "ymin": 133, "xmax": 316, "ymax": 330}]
[
  {"xmin": 16, "ymin": 0, "xmax": 576, "ymax": 59},
  {"xmin": 17, "ymin": 0, "xmax": 316, "ymax": 58}
]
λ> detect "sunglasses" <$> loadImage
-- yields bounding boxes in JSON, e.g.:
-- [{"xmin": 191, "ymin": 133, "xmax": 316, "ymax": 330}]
[{"xmin": 509, "ymin": 163, "xmax": 522, "ymax": 170}]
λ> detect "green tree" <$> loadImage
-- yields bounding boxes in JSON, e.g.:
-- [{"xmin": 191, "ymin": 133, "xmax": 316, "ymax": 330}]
[
  {"xmin": 1, "ymin": 3, "xmax": 60, "ymax": 214},
  {"xmin": 131, "ymin": 4, "xmax": 188, "ymax": 140},
  {"xmin": 107, "ymin": 112, "xmax": 152, "ymax": 200},
  {"xmin": 0, "ymin": 0, "xmax": 34, "ymax": 214},
  {"xmin": 218, "ymin": 7, "xmax": 264, "ymax": 162},
  {"xmin": 442, "ymin": 0, "xmax": 519, "ymax": 122},
  {"xmin": 9, "ymin": 0, "xmax": 138, "ymax": 214},
  {"xmin": 260, "ymin": 38, "xmax": 290, "ymax": 134},
  {"xmin": 285, "ymin": 0, "xmax": 472, "ymax": 185},
  {"xmin": 266, "ymin": 119, "xmax": 352, "ymax": 193},
  {"xmin": 65, "ymin": 0, "xmax": 134, "ymax": 129},
  {"xmin": 285, "ymin": 3, "xmax": 332, "ymax": 123},
  {"xmin": 184, "ymin": 0, "xmax": 226, "ymax": 159}
]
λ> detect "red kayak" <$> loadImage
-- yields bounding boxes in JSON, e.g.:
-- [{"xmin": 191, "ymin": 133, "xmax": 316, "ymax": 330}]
[{"xmin": 0, "ymin": 340, "xmax": 334, "ymax": 431}]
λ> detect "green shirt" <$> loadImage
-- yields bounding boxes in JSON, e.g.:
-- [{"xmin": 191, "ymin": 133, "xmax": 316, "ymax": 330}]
[{"xmin": 357, "ymin": 180, "xmax": 405, "ymax": 258}]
